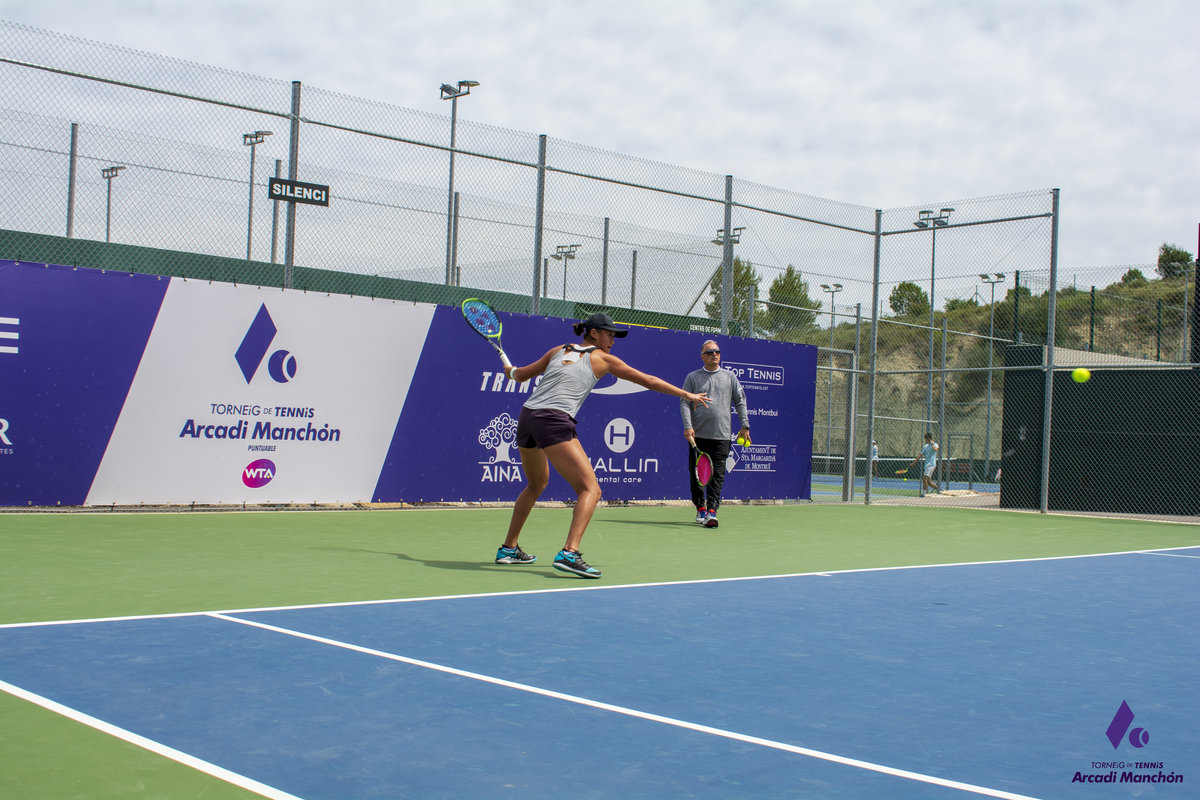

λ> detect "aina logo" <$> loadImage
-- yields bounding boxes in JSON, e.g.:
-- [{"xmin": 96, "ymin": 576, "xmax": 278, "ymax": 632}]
[
  {"xmin": 1106, "ymin": 700, "xmax": 1149, "ymax": 749},
  {"xmin": 235, "ymin": 304, "xmax": 298, "ymax": 384},
  {"xmin": 478, "ymin": 413, "xmax": 522, "ymax": 483},
  {"xmin": 242, "ymin": 458, "xmax": 276, "ymax": 488}
]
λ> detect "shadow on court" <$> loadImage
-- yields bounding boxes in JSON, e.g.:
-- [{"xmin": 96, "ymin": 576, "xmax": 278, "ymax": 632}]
[
  {"xmin": 310, "ymin": 546, "xmax": 568, "ymax": 579},
  {"xmin": 594, "ymin": 518, "xmax": 698, "ymax": 528}
]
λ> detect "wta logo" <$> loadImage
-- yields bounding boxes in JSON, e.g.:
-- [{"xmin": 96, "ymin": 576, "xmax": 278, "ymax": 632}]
[
  {"xmin": 235, "ymin": 304, "xmax": 298, "ymax": 384},
  {"xmin": 242, "ymin": 458, "xmax": 276, "ymax": 488}
]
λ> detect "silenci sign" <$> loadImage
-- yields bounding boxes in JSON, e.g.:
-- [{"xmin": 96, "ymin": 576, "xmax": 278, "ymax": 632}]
[{"xmin": 268, "ymin": 178, "xmax": 330, "ymax": 207}]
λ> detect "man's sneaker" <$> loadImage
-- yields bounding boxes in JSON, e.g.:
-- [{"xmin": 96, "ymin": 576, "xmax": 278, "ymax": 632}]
[
  {"xmin": 495, "ymin": 545, "xmax": 536, "ymax": 564},
  {"xmin": 704, "ymin": 509, "xmax": 719, "ymax": 528},
  {"xmin": 552, "ymin": 549, "xmax": 601, "ymax": 579},
  {"xmin": 695, "ymin": 509, "xmax": 708, "ymax": 524}
]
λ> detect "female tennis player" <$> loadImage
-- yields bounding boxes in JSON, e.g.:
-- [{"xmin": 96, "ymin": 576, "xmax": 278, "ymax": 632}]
[{"xmin": 495, "ymin": 312, "xmax": 710, "ymax": 578}]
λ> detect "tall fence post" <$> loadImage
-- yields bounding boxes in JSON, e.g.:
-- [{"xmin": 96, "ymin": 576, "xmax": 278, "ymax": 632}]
[
  {"xmin": 747, "ymin": 283, "xmax": 756, "ymax": 338},
  {"xmin": 843, "ymin": 302, "xmax": 861, "ymax": 501},
  {"xmin": 1013, "ymin": 270, "xmax": 1021, "ymax": 344},
  {"xmin": 452, "ymin": 191, "xmax": 461, "ymax": 286},
  {"xmin": 1039, "ymin": 188, "xmax": 1061, "ymax": 513},
  {"xmin": 601, "ymin": 216, "xmax": 609, "ymax": 307},
  {"xmin": 530, "ymin": 134, "xmax": 547, "ymax": 315},
  {"xmin": 721, "ymin": 175, "xmax": 733, "ymax": 334},
  {"xmin": 1089, "ymin": 286, "xmax": 1095, "ymax": 351},
  {"xmin": 863, "ymin": 210, "xmax": 883, "ymax": 504},
  {"xmin": 65, "ymin": 122, "xmax": 78, "ymax": 238},
  {"xmin": 270, "ymin": 159, "xmax": 281, "ymax": 265},
  {"xmin": 631, "ymin": 250, "xmax": 637, "ymax": 310},
  {"xmin": 283, "ymin": 80, "xmax": 301, "ymax": 290},
  {"xmin": 1156, "ymin": 299, "xmax": 1162, "ymax": 361},
  {"xmin": 938, "ymin": 318, "xmax": 948, "ymax": 489}
]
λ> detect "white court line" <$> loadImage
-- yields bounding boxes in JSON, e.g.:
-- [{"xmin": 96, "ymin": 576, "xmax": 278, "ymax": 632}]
[
  {"xmin": 0, "ymin": 679, "xmax": 304, "ymax": 800},
  {"xmin": 1141, "ymin": 550, "xmax": 1200, "ymax": 559},
  {"xmin": 209, "ymin": 612, "xmax": 1039, "ymax": 800},
  {"xmin": 3, "ymin": 544, "xmax": 1197, "ymax": 630}
]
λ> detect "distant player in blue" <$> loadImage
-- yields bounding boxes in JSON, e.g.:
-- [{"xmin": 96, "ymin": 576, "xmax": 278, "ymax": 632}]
[{"xmin": 911, "ymin": 432, "xmax": 940, "ymax": 494}]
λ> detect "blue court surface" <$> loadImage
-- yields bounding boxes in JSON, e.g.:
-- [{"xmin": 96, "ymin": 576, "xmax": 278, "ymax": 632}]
[{"xmin": 2, "ymin": 548, "xmax": 1196, "ymax": 799}]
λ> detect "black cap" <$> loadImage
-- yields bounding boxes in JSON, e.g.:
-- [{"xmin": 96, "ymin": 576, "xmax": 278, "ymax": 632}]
[{"xmin": 579, "ymin": 312, "xmax": 628, "ymax": 337}]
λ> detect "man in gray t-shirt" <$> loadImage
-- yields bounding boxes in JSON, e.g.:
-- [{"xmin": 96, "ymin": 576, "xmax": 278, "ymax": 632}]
[{"xmin": 680, "ymin": 340, "xmax": 751, "ymax": 528}]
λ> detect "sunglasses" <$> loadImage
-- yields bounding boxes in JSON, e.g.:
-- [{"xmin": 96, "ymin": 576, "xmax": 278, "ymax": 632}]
[{"xmin": 703, "ymin": 349, "xmax": 721, "ymax": 355}]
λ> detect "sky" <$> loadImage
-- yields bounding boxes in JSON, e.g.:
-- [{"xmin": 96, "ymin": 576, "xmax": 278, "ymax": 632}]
[{"xmin": 1, "ymin": 0, "xmax": 1196, "ymax": 278}]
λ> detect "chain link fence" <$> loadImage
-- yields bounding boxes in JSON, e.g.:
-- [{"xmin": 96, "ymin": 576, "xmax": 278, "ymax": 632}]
[{"xmin": 3, "ymin": 20, "xmax": 1194, "ymax": 518}]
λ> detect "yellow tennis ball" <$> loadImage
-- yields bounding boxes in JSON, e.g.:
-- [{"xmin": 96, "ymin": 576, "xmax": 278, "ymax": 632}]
[
  {"xmin": 1072, "ymin": 367, "xmax": 1091, "ymax": 383},
  {"xmin": 736, "ymin": 435, "xmax": 748, "ymax": 446}
]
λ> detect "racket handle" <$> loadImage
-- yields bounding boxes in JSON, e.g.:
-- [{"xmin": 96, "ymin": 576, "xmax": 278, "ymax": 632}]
[{"xmin": 499, "ymin": 351, "xmax": 513, "ymax": 368}]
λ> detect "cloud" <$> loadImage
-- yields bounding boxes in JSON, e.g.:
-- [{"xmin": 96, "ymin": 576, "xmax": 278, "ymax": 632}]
[{"xmin": 1, "ymin": 0, "xmax": 1197, "ymax": 278}]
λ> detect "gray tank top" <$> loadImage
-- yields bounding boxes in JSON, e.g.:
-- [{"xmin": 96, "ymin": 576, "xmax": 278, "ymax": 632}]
[{"xmin": 523, "ymin": 345, "xmax": 599, "ymax": 419}]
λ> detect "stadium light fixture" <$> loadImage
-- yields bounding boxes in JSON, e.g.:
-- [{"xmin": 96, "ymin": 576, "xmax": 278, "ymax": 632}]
[
  {"xmin": 101, "ymin": 165, "xmax": 126, "ymax": 243},
  {"xmin": 551, "ymin": 243, "xmax": 581, "ymax": 300},
  {"xmin": 913, "ymin": 207, "xmax": 953, "ymax": 430},
  {"xmin": 441, "ymin": 80, "xmax": 479, "ymax": 285},
  {"xmin": 711, "ymin": 227, "xmax": 745, "ymax": 246},
  {"xmin": 243, "ymin": 130, "xmax": 272, "ymax": 261}
]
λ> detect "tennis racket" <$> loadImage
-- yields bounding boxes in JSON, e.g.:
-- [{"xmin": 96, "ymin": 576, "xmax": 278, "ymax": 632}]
[
  {"xmin": 461, "ymin": 297, "xmax": 512, "ymax": 368},
  {"xmin": 691, "ymin": 444, "xmax": 713, "ymax": 487}
]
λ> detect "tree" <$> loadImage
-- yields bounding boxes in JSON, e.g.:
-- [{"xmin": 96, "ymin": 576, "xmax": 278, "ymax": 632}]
[
  {"xmin": 889, "ymin": 281, "xmax": 929, "ymax": 318},
  {"xmin": 944, "ymin": 297, "xmax": 980, "ymax": 313},
  {"xmin": 703, "ymin": 256, "xmax": 761, "ymax": 333},
  {"xmin": 1119, "ymin": 268, "xmax": 1147, "ymax": 287},
  {"xmin": 759, "ymin": 264, "xmax": 818, "ymax": 341},
  {"xmin": 1156, "ymin": 243, "xmax": 1193, "ymax": 279}
]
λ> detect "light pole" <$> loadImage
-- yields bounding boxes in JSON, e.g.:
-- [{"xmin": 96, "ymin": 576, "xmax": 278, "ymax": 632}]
[
  {"xmin": 440, "ymin": 80, "xmax": 479, "ymax": 285},
  {"xmin": 711, "ymin": 227, "xmax": 745, "ymax": 333},
  {"xmin": 913, "ymin": 207, "xmax": 953, "ymax": 429},
  {"xmin": 552, "ymin": 244, "xmax": 581, "ymax": 300},
  {"xmin": 710, "ymin": 227, "xmax": 745, "ymax": 246},
  {"xmin": 243, "ymin": 130, "xmax": 272, "ymax": 260},
  {"xmin": 820, "ymin": 282, "xmax": 843, "ymax": 465},
  {"xmin": 101, "ymin": 165, "xmax": 126, "ymax": 243},
  {"xmin": 980, "ymin": 272, "xmax": 1005, "ymax": 480}
]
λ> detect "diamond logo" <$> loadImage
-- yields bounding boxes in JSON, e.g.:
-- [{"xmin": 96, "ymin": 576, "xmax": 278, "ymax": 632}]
[
  {"xmin": 1106, "ymin": 700, "xmax": 1149, "ymax": 749},
  {"xmin": 235, "ymin": 304, "xmax": 277, "ymax": 383}
]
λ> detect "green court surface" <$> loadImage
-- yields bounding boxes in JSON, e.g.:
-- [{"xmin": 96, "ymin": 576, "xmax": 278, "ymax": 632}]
[{"xmin": 2, "ymin": 504, "xmax": 1198, "ymax": 799}]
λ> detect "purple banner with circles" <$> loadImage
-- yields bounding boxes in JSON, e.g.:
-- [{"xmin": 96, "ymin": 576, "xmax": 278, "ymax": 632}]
[{"xmin": 372, "ymin": 306, "xmax": 815, "ymax": 502}]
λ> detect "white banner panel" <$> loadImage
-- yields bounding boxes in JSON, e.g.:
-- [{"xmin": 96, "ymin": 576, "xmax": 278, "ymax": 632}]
[{"xmin": 85, "ymin": 280, "xmax": 435, "ymax": 504}]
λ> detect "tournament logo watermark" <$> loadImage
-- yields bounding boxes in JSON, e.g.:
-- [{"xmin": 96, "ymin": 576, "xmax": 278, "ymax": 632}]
[
  {"xmin": 242, "ymin": 458, "xmax": 276, "ymax": 488},
  {"xmin": 235, "ymin": 304, "xmax": 298, "ymax": 384},
  {"xmin": 1069, "ymin": 701, "xmax": 1184, "ymax": 787},
  {"xmin": 1106, "ymin": 700, "xmax": 1148, "ymax": 749}
]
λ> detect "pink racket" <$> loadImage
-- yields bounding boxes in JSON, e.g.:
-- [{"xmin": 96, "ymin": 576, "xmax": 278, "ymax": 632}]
[{"xmin": 692, "ymin": 445, "xmax": 713, "ymax": 487}]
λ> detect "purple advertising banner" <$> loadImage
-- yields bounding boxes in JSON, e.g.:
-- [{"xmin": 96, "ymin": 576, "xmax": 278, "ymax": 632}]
[
  {"xmin": 1, "ymin": 262, "xmax": 815, "ymax": 506},
  {"xmin": 0, "ymin": 262, "xmax": 168, "ymax": 505},
  {"xmin": 373, "ymin": 306, "xmax": 815, "ymax": 502}
]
